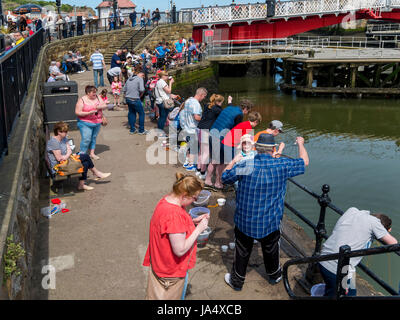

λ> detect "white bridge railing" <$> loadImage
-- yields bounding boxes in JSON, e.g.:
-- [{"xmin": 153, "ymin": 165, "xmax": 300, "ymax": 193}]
[{"xmin": 181, "ymin": 0, "xmax": 395, "ymax": 25}]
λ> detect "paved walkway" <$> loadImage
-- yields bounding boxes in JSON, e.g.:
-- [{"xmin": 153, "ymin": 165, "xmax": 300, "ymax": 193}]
[{"xmin": 31, "ymin": 69, "xmax": 307, "ymax": 300}]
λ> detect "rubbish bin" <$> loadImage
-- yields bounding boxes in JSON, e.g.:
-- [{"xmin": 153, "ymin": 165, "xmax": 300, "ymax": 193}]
[{"xmin": 43, "ymin": 81, "xmax": 78, "ymax": 131}]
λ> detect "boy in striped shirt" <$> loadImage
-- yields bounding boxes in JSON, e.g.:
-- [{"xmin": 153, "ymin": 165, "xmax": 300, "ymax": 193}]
[{"xmin": 90, "ymin": 49, "xmax": 106, "ymax": 88}]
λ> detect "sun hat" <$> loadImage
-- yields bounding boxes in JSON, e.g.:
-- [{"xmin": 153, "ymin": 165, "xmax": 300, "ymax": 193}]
[{"xmin": 237, "ymin": 134, "xmax": 255, "ymax": 149}]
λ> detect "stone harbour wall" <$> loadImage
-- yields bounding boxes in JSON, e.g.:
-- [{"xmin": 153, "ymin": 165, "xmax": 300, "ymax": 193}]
[
  {"xmin": 0, "ymin": 42, "xmax": 49, "ymax": 300},
  {"xmin": 135, "ymin": 23, "xmax": 194, "ymax": 52},
  {"xmin": 45, "ymin": 28, "xmax": 135, "ymax": 68}
]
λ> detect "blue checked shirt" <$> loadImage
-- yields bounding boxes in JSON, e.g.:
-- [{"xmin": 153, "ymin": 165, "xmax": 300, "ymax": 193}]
[{"xmin": 222, "ymin": 154, "xmax": 305, "ymax": 239}]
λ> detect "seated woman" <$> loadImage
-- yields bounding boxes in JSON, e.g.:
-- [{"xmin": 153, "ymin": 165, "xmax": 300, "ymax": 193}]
[{"xmin": 47, "ymin": 122, "xmax": 111, "ymax": 191}]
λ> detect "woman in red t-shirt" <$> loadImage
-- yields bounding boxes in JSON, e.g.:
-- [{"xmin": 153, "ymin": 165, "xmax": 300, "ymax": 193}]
[{"xmin": 143, "ymin": 173, "xmax": 209, "ymax": 300}]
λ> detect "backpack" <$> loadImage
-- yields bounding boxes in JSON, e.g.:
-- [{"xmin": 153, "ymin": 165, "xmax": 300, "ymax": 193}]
[{"xmin": 147, "ymin": 78, "xmax": 158, "ymax": 99}]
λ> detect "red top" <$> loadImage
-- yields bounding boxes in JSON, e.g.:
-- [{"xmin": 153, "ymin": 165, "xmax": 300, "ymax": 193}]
[
  {"xmin": 222, "ymin": 121, "xmax": 253, "ymax": 147},
  {"xmin": 143, "ymin": 197, "xmax": 197, "ymax": 278}
]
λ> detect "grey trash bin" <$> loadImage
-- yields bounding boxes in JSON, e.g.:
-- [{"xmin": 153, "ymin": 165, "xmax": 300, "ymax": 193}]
[{"xmin": 43, "ymin": 81, "xmax": 78, "ymax": 131}]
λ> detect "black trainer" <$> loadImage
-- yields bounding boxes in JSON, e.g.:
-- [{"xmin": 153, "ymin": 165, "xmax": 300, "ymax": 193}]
[{"xmin": 224, "ymin": 273, "xmax": 242, "ymax": 291}]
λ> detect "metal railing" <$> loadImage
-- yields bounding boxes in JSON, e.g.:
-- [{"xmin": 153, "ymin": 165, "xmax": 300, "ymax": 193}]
[
  {"xmin": 206, "ymin": 36, "xmax": 400, "ymax": 59},
  {"xmin": 4, "ymin": 11, "xmax": 191, "ymax": 43},
  {"xmin": 282, "ymin": 179, "xmax": 400, "ymax": 299},
  {"xmin": 367, "ymin": 23, "xmax": 400, "ymax": 33},
  {"xmin": 181, "ymin": 0, "xmax": 389, "ymax": 25},
  {"xmin": 0, "ymin": 28, "xmax": 46, "ymax": 160},
  {"xmin": 119, "ymin": 25, "xmax": 148, "ymax": 51}
]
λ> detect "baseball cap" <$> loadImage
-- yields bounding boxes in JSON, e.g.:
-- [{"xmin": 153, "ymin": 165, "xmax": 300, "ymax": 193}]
[
  {"xmin": 255, "ymin": 134, "xmax": 278, "ymax": 148},
  {"xmin": 270, "ymin": 120, "xmax": 284, "ymax": 133}
]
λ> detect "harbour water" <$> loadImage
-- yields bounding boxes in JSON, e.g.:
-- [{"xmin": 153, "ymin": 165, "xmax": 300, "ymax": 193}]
[{"xmin": 184, "ymin": 74, "xmax": 400, "ymax": 294}]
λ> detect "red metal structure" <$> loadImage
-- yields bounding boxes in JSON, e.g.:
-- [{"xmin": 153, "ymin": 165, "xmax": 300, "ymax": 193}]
[{"xmin": 192, "ymin": 10, "xmax": 400, "ymax": 43}]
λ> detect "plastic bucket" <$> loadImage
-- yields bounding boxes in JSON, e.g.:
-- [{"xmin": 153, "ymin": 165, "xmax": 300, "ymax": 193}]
[
  {"xmin": 311, "ymin": 283, "xmax": 326, "ymax": 297},
  {"xmin": 189, "ymin": 207, "xmax": 210, "ymax": 219},
  {"xmin": 197, "ymin": 227, "xmax": 212, "ymax": 247},
  {"xmin": 193, "ymin": 190, "xmax": 211, "ymax": 207}
]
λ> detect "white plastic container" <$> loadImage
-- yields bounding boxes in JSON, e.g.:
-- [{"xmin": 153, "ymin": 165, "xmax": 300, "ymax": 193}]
[
  {"xmin": 193, "ymin": 190, "xmax": 211, "ymax": 207},
  {"xmin": 221, "ymin": 245, "xmax": 228, "ymax": 253},
  {"xmin": 229, "ymin": 242, "xmax": 235, "ymax": 250},
  {"xmin": 197, "ymin": 227, "xmax": 212, "ymax": 247},
  {"xmin": 217, "ymin": 198, "xmax": 226, "ymax": 206}
]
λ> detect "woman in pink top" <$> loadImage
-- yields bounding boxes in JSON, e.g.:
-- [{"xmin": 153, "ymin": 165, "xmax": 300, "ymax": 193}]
[{"xmin": 75, "ymin": 85, "xmax": 108, "ymax": 160}]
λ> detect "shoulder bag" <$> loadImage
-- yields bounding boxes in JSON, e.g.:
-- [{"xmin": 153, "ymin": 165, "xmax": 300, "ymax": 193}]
[
  {"xmin": 53, "ymin": 154, "xmax": 84, "ymax": 177},
  {"xmin": 156, "ymin": 82, "xmax": 175, "ymax": 110}
]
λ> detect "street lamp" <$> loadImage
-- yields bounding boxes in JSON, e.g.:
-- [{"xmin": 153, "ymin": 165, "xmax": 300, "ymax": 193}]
[
  {"xmin": 56, "ymin": 0, "xmax": 61, "ymax": 14},
  {"xmin": 112, "ymin": 0, "xmax": 118, "ymax": 29}
]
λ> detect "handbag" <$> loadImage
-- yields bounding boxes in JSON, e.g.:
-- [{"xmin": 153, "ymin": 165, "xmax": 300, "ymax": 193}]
[
  {"xmin": 156, "ymin": 82, "xmax": 175, "ymax": 110},
  {"xmin": 53, "ymin": 154, "xmax": 84, "ymax": 177}
]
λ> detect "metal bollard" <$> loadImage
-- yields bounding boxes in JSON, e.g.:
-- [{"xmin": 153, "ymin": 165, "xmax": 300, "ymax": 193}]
[
  {"xmin": 314, "ymin": 184, "xmax": 330, "ymax": 256},
  {"xmin": 335, "ymin": 245, "xmax": 351, "ymax": 300}
]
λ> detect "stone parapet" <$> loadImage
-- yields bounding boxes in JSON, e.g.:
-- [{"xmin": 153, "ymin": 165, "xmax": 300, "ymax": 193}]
[
  {"xmin": 0, "ymin": 41, "xmax": 49, "ymax": 300},
  {"xmin": 135, "ymin": 23, "xmax": 194, "ymax": 52},
  {"xmin": 45, "ymin": 28, "xmax": 137, "ymax": 68}
]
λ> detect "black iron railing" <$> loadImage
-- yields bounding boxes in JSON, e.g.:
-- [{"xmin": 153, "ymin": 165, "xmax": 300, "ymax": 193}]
[
  {"xmin": 119, "ymin": 25, "xmax": 148, "ymax": 51},
  {"xmin": 283, "ymin": 243, "xmax": 400, "ymax": 299},
  {"xmin": 0, "ymin": 28, "xmax": 46, "ymax": 160},
  {"xmin": 282, "ymin": 178, "xmax": 400, "ymax": 299},
  {"xmin": 39, "ymin": 11, "xmax": 189, "ymax": 42}
]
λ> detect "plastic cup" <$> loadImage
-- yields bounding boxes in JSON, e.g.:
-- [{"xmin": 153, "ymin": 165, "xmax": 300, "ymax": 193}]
[
  {"xmin": 229, "ymin": 242, "xmax": 235, "ymax": 250},
  {"xmin": 217, "ymin": 198, "xmax": 226, "ymax": 206},
  {"xmin": 221, "ymin": 245, "xmax": 228, "ymax": 253}
]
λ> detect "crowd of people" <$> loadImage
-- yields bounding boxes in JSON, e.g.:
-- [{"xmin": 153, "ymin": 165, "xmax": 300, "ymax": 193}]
[
  {"xmin": 44, "ymin": 32, "xmax": 398, "ymax": 301},
  {"xmin": 2, "ymin": 15, "xmax": 43, "ymax": 54}
]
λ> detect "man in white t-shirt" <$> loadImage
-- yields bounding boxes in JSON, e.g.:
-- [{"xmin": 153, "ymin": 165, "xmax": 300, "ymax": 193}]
[
  {"xmin": 179, "ymin": 87, "xmax": 207, "ymax": 171},
  {"xmin": 318, "ymin": 207, "xmax": 397, "ymax": 296}
]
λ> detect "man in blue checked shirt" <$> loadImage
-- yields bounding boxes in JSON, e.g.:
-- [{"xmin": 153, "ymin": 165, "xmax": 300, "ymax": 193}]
[{"xmin": 222, "ymin": 133, "xmax": 309, "ymax": 291}]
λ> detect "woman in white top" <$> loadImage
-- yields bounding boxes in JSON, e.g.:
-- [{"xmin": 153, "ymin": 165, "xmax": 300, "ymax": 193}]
[{"xmin": 155, "ymin": 71, "xmax": 177, "ymax": 133}]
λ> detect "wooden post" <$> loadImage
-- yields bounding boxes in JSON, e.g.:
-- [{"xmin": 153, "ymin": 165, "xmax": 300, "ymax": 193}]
[
  {"xmin": 265, "ymin": 59, "xmax": 271, "ymax": 76},
  {"xmin": 350, "ymin": 64, "xmax": 357, "ymax": 88},
  {"xmin": 329, "ymin": 65, "xmax": 335, "ymax": 87},
  {"xmin": 306, "ymin": 65, "xmax": 313, "ymax": 88}
]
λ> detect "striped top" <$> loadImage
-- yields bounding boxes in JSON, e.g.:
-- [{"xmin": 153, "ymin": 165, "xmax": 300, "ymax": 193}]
[{"xmin": 90, "ymin": 52, "xmax": 104, "ymax": 70}]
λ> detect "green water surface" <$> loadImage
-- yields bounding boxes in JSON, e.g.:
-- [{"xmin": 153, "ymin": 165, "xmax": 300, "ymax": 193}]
[{"xmin": 216, "ymin": 75, "xmax": 400, "ymax": 294}]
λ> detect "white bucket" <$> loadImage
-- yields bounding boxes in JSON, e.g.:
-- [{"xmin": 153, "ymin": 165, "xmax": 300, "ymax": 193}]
[{"xmin": 311, "ymin": 283, "xmax": 326, "ymax": 297}]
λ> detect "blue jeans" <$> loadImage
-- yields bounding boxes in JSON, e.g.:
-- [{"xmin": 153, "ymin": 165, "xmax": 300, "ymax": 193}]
[
  {"xmin": 157, "ymin": 102, "xmax": 171, "ymax": 131},
  {"xmin": 77, "ymin": 120, "xmax": 101, "ymax": 153},
  {"xmin": 127, "ymin": 98, "xmax": 145, "ymax": 133},
  {"xmin": 93, "ymin": 69, "xmax": 104, "ymax": 88},
  {"xmin": 318, "ymin": 263, "xmax": 357, "ymax": 297}
]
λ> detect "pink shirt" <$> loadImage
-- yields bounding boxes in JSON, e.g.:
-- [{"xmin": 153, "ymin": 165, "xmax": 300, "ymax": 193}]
[
  {"xmin": 111, "ymin": 81, "xmax": 122, "ymax": 94},
  {"xmin": 78, "ymin": 97, "xmax": 103, "ymax": 124}
]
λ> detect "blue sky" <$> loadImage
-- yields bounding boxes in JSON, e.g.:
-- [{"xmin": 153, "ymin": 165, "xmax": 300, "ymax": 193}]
[{"xmin": 62, "ymin": 0, "xmax": 254, "ymax": 11}]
